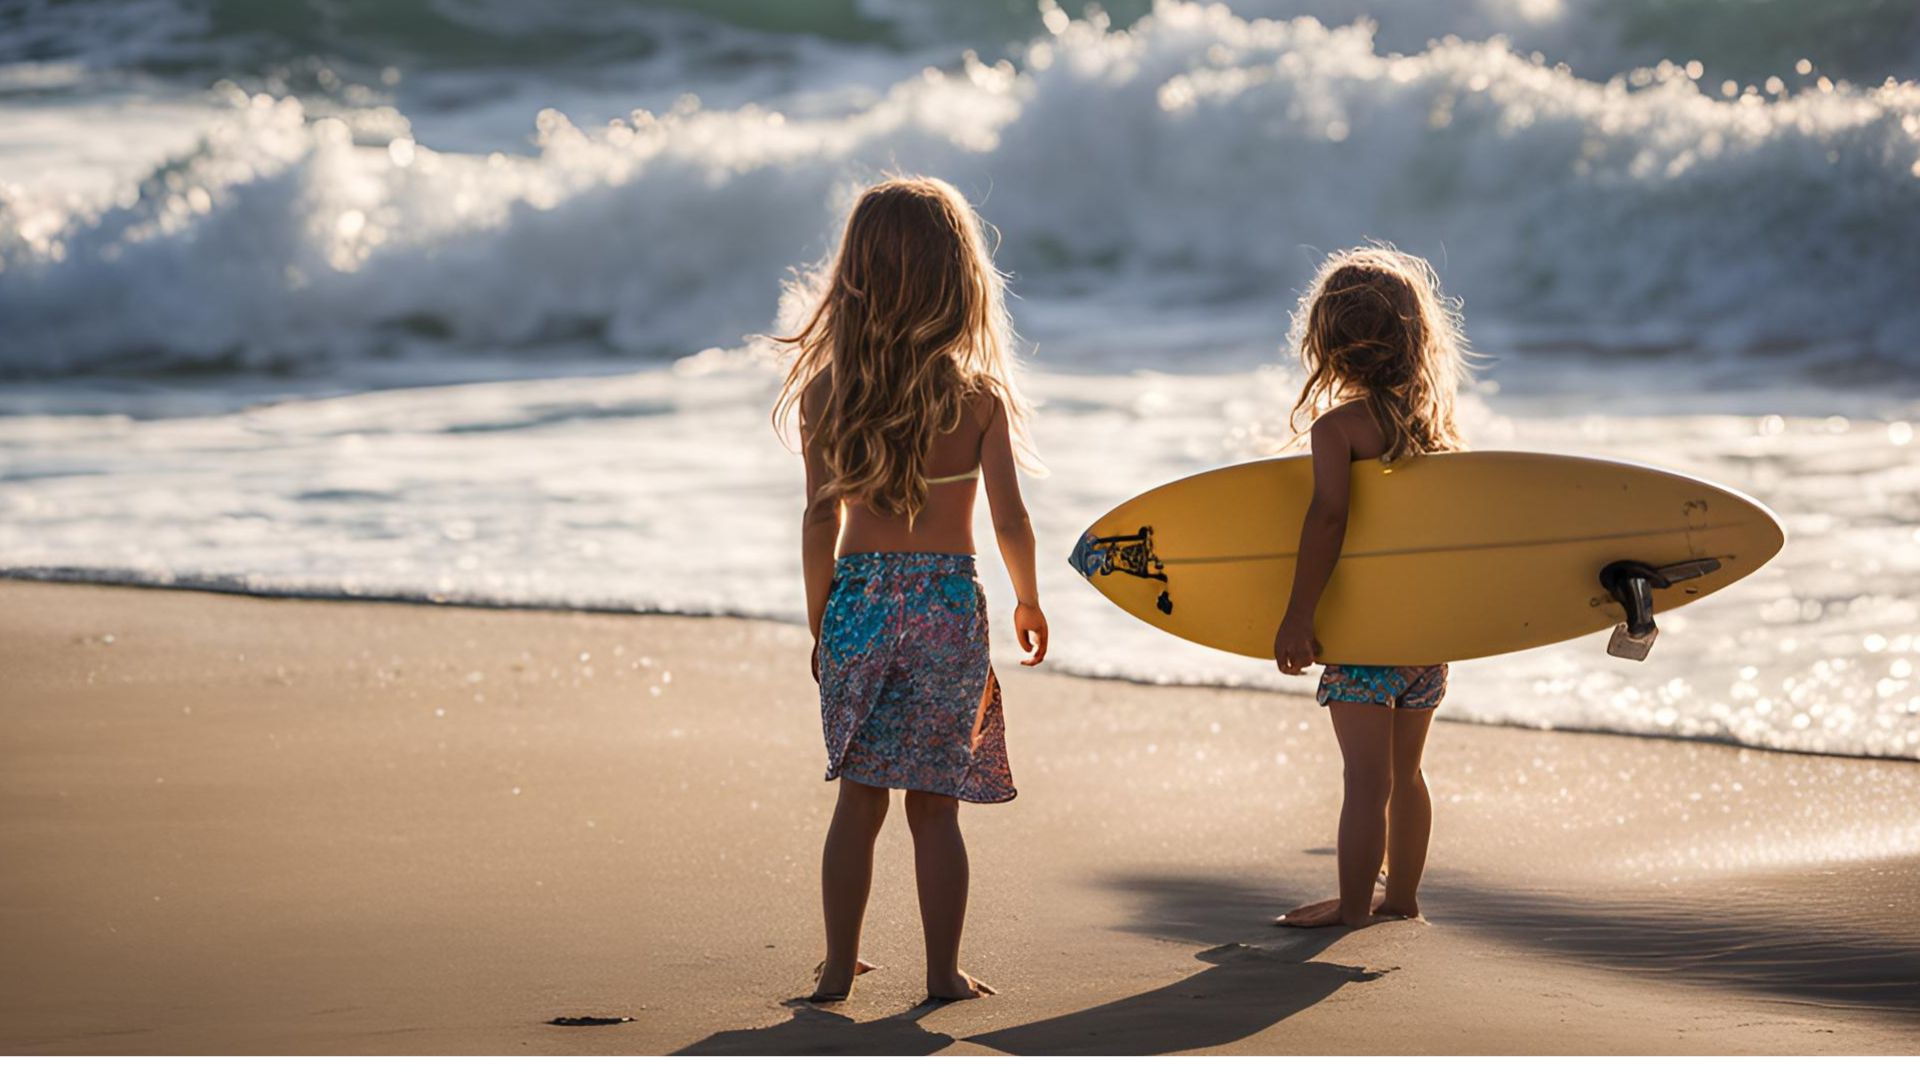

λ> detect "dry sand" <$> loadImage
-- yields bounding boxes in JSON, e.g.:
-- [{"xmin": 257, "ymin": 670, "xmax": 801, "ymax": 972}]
[{"xmin": 2, "ymin": 580, "xmax": 1917, "ymax": 1054}]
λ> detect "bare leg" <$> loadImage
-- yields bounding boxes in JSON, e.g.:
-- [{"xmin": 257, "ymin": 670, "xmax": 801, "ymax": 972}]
[
  {"xmin": 812, "ymin": 779, "xmax": 889, "ymax": 1001},
  {"xmin": 904, "ymin": 790, "xmax": 995, "ymax": 1001},
  {"xmin": 1378, "ymin": 707, "xmax": 1434, "ymax": 919},
  {"xmin": 1278, "ymin": 703, "xmax": 1394, "ymax": 928}
]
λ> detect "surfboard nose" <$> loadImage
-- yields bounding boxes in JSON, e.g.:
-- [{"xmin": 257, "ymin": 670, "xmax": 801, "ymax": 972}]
[{"xmin": 1068, "ymin": 530, "xmax": 1104, "ymax": 579}]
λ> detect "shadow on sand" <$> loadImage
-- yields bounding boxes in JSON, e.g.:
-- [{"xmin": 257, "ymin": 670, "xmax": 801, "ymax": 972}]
[
  {"xmin": 673, "ymin": 1001, "xmax": 956, "ymax": 1056},
  {"xmin": 673, "ymin": 873, "xmax": 1378, "ymax": 1056},
  {"xmin": 1429, "ymin": 873, "xmax": 1920, "ymax": 1018},
  {"xmin": 967, "ymin": 873, "xmax": 1383, "ymax": 1055}
]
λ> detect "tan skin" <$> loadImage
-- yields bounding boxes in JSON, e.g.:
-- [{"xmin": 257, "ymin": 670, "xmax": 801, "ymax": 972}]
[
  {"xmin": 1271, "ymin": 400, "xmax": 1434, "ymax": 929},
  {"xmin": 799, "ymin": 377, "xmax": 1048, "ymax": 1003}
]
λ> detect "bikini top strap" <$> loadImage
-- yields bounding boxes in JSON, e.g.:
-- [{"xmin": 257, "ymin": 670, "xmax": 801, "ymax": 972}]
[{"xmin": 924, "ymin": 466, "xmax": 981, "ymax": 486}]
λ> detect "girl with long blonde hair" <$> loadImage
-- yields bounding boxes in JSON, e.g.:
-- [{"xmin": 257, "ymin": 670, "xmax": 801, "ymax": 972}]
[
  {"xmin": 773, "ymin": 176, "xmax": 1048, "ymax": 1002},
  {"xmin": 1270, "ymin": 245, "xmax": 1468, "ymax": 929}
]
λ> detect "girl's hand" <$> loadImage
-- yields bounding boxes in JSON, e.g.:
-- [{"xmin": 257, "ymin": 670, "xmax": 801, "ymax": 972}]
[
  {"xmin": 811, "ymin": 638, "xmax": 821, "ymax": 683},
  {"xmin": 1014, "ymin": 602, "xmax": 1049, "ymax": 667},
  {"xmin": 1273, "ymin": 619, "xmax": 1319, "ymax": 675}
]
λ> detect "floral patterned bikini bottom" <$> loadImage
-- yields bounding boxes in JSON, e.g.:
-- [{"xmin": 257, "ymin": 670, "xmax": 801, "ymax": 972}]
[{"xmin": 1316, "ymin": 663, "xmax": 1449, "ymax": 711}]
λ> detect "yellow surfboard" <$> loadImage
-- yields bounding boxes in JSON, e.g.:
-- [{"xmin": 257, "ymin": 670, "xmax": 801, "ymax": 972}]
[{"xmin": 1069, "ymin": 451, "xmax": 1785, "ymax": 665}]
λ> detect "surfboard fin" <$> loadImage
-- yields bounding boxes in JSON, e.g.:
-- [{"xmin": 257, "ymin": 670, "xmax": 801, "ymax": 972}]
[{"xmin": 1599, "ymin": 558, "xmax": 1722, "ymax": 660}]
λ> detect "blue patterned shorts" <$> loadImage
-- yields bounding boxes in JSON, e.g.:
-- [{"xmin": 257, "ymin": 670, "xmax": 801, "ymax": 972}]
[{"xmin": 1316, "ymin": 663, "xmax": 1448, "ymax": 710}]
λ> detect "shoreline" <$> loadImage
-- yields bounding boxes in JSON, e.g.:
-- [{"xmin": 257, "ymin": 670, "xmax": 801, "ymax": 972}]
[
  {"xmin": 5, "ymin": 570, "xmax": 1910, "ymax": 768},
  {"xmin": 3, "ymin": 580, "xmax": 1917, "ymax": 1054}
]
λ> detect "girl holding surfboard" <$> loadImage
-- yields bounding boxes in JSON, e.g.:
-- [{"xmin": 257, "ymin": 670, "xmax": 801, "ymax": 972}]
[
  {"xmin": 1271, "ymin": 246, "xmax": 1470, "ymax": 929},
  {"xmin": 773, "ymin": 177, "xmax": 1049, "ymax": 1003}
]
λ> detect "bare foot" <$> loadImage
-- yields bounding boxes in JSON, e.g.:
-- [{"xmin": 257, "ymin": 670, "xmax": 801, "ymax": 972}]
[
  {"xmin": 1373, "ymin": 901, "xmax": 1421, "ymax": 921},
  {"xmin": 1275, "ymin": 897, "xmax": 1343, "ymax": 927},
  {"xmin": 808, "ymin": 958, "xmax": 877, "ymax": 1003},
  {"xmin": 925, "ymin": 970, "xmax": 996, "ymax": 1002},
  {"xmin": 1276, "ymin": 896, "xmax": 1393, "ymax": 929}
]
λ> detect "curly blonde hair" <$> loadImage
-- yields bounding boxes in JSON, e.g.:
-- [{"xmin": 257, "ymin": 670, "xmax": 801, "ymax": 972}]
[
  {"xmin": 1288, "ymin": 245, "xmax": 1470, "ymax": 461},
  {"xmin": 773, "ymin": 176, "xmax": 1031, "ymax": 522}
]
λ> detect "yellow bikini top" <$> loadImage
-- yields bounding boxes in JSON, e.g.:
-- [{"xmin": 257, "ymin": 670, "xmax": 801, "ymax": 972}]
[{"xmin": 924, "ymin": 466, "xmax": 980, "ymax": 486}]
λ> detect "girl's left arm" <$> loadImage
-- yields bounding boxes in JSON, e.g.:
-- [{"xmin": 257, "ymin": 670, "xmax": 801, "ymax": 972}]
[
  {"xmin": 1274, "ymin": 416, "xmax": 1353, "ymax": 674},
  {"xmin": 980, "ymin": 397, "xmax": 1048, "ymax": 666}
]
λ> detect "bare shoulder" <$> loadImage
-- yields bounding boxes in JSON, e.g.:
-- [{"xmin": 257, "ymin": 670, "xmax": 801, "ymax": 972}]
[
  {"xmin": 1310, "ymin": 401, "xmax": 1365, "ymax": 440},
  {"xmin": 964, "ymin": 385, "xmax": 1004, "ymax": 431},
  {"xmin": 1314, "ymin": 400, "xmax": 1384, "ymax": 457},
  {"xmin": 1317, "ymin": 399, "xmax": 1369, "ymax": 428}
]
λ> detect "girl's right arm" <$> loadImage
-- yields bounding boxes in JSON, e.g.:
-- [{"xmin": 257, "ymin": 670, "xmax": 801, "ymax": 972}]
[
  {"xmin": 1273, "ymin": 413, "xmax": 1354, "ymax": 674},
  {"xmin": 980, "ymin": 397, "xmax": 1048, "ymax": 666},
  {"xmin": 799, "ymin": 382, "xmax": 840, "ymax": 678}
]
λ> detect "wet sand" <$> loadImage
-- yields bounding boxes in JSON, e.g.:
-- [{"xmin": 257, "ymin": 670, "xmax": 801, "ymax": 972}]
[{"xmin": 2, "ymin": 580, "xmax": 1917, "ymax": 1054}]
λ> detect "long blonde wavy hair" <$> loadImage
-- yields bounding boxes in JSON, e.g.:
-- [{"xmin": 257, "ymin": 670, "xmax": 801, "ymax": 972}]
[
  {"xmin": 772, "ymin": 176, "xmax": 1031, "ymax": 522},
  {"xmin": 1287, "ymin": 245, "xmax": 1470, "ymax": 462}
]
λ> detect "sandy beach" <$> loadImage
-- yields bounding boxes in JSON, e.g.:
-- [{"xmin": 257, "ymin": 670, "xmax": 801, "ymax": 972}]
[{"xmin": 2, "ymin": 579, "xmax": 1916, "ymax": 1055}]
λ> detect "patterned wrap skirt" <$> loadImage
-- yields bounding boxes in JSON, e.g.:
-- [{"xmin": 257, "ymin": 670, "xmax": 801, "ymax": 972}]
[{"xmin": 818, "ymin": 552, "xmax": 1016, "ymax": 804}]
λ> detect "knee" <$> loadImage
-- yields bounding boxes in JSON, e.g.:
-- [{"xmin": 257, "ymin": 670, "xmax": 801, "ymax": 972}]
[
  {"xmin": 1392, "ymin": 765, "xmax": 1429, "ymax": 798},
  {"xmin": 839, "ymin": 782, "xmax": 891, "ymax": 829},
  {"xmin": 904, "ymin": 791, "xmax": 958, "ymax": 835},
  {"xmin": 1342, "ymin": 765, "xmax": 1393, "ymax": 812}
]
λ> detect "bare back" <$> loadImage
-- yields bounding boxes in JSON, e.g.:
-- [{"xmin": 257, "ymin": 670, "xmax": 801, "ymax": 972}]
[
  {"xmin": 802, "ymin": 382, "xmax": 1018, "ymax": 558},
  {"xmin": 834, "ymin": 393, "xmax": 986, "ymax": 555}
]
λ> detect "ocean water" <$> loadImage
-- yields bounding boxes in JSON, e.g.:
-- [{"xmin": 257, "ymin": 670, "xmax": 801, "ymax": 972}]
[{"xmin": 2, "ymin": 0, "xmax": 1918, "ymax": 759}]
